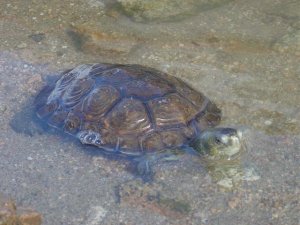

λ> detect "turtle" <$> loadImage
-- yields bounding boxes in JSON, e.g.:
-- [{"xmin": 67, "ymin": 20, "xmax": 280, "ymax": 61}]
[{"xmin": 34, "ymin": 63, "xmax": 242, "ymax": 179}]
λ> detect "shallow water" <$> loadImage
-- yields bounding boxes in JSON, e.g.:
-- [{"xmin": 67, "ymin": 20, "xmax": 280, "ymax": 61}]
[{"xmin": 0, "ymin": 0, "xmax": 299, "ymax": 224}]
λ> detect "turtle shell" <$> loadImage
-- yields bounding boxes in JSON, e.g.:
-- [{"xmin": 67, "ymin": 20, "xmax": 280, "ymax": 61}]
[{"xmin": 35, "ymin": 64, "xmax": 221, "ymax": 155}]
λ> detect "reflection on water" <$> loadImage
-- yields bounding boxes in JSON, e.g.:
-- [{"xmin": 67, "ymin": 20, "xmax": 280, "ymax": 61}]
[{"xmin": 0, "ymin": 0, "xmax": 299, "ymax": 224}]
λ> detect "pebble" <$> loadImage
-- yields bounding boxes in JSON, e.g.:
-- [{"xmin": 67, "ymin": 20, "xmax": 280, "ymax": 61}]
[
  {"xmin": 29, "ymin": 33, "xmax": 46, "ymax": 42},
  {"xmin": 217, "ymin": 177, "xmax": 233, "ymax": 189},
  {"xmin": 264, "ymin": 120, "xmax": 272, "ymax": 125},
  {"xmin": 17, "ymin": 43, "xmax": 28, "ymax": 49},
  {"xmin": 228, "ymin": 197, "xmax": 240, "ymax": 209},
  {"xmin": 0, "ymin": 105, "xmax": 7, "ymax": 113},
  {"xmin": 86, "ymin": 206, "xmax": 108, "ymax": 225}
]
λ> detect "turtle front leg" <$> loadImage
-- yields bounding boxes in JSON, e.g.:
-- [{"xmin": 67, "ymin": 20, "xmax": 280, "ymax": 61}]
[
  {"xmin": 134, "ymin": 150, "xmax": 182, "ymax": 182},
  {"xmin": 136, "ymin": 156, "xmax": 155, "ymax": 182}
]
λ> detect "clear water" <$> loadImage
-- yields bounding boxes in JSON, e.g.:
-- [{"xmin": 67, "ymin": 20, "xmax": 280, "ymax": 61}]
[{"xmin": 0, "ymin": 0, "xmax": 299, "ymax": 224}]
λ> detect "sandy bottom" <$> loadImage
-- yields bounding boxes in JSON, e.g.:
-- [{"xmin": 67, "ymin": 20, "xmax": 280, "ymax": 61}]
[{"xmin": 0, "ymin": 0, "xmax": 299, "ymax": 224}]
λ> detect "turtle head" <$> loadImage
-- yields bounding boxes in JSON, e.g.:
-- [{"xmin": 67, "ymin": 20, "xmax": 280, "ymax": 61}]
[{"xmin": 190, "ymin": 128, "xmax": 242, "ymax": 160}]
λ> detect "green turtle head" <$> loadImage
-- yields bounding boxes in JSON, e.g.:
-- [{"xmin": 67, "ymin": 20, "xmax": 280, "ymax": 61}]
[{"xmin": 190, "ymin": 128, "xmax": 242, "ymax": 160}]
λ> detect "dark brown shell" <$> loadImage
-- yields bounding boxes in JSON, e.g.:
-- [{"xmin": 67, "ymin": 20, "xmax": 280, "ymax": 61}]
[{"xmin": 35, "ymin": 64, "xmax": 221, "ymax": 155}]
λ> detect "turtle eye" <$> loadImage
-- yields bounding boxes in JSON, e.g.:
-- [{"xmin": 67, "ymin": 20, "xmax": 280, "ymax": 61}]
[{"xmin": 215, "ymin": 137, "xmax": 222, "ymax": 145}]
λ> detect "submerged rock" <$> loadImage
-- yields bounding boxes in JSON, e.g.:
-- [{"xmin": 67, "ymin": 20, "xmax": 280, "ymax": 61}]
[
  {"xmin": 0, "ymin": 196, "xmax": 42, "ymax": 225},
  {"xmin": 115, "ymin": 0, "xmax": 233, "ymax": 22},
  {"xmin": 67, "ymin": 25, "xmax": 139, "ymax": 56}
]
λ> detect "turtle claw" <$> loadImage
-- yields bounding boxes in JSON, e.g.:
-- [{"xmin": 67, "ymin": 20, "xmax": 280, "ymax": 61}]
[{"xmin": 137, "ymin": 159, "xmax": 155, "ymax": 182}]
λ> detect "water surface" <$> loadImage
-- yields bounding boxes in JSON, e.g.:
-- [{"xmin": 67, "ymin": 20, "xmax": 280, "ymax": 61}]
[{"xmin": 0, "ymin": 0, "xmax": 299, "ymax": 224}]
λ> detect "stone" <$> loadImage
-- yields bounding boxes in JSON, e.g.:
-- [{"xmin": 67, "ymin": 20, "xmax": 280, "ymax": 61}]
[
  {"xmin": 67, "ymin": 25, "xmax": 138, "ymax": 55},
  {"xmin": 0, "ymin": 196, "xmax": 42, "ymax": 225},
  {"xmin": 116, "ymin": 0, "xmax": 233, "ymax": 22}
]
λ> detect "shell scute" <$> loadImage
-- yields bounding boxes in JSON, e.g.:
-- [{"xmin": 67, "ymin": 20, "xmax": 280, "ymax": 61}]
[
  {"xmin": 82, "ymin": 85, "xmax": 120, "ymax": 121},
  {"xmin": 47, "ymin": 109, "xmax": 68, "ymax": 128},
  {"xmin": 63, "ymin": 112, "xmax": 82, "ymax": 135},
  {"xmin": 118, "ymin": 136, "xmax": 141, "ymax": 155},
  {"xmin": 35, "ymin": 63, "xmax": 222, "ymax": 155},
  {"xmin": 148, "ymin": 93, "xmax": 198, "ymax": 128},
  {"xmin": 104, "ymin": 98, "xmax": 152, "ymax": 135},
  {"xmin": 61, "ymin": 78, "xmax": 94, "ymax": 108},
  {"xmin": 122, "ymin": 74, "xmax": 174, "ymax": 99}
]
